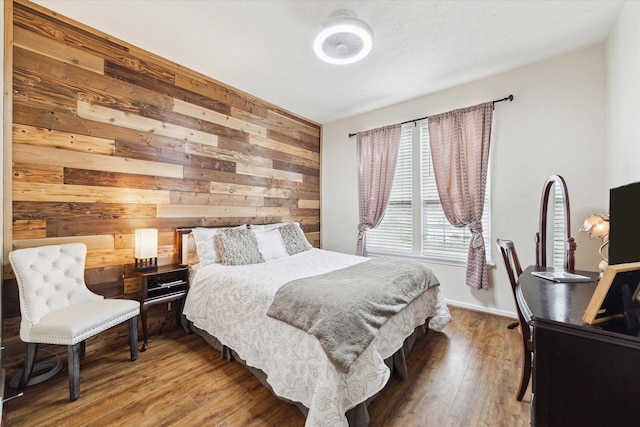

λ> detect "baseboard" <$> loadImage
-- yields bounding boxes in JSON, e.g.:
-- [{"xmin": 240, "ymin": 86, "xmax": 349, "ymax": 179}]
[{"xmin": 446, "ymin": 299, "xmax": 517, "ymax": 320}]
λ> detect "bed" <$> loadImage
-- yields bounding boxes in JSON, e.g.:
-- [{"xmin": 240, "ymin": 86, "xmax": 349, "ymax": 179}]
[{"xmin": 179, "ymin": 224, "xmax": 452, "ymax": 426}]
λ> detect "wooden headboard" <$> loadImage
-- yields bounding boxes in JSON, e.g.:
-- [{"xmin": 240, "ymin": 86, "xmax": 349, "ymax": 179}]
[
  {"xmin": 177, "ymin": 223, "xmax": 319, "ymax": 265},
  {"xmin": 176, "ymin": 227, "xmax": 195, "ymax": 266},
  {"xmin": 176, "ymin": 225, "xmax": 245, "ymax": 265}
]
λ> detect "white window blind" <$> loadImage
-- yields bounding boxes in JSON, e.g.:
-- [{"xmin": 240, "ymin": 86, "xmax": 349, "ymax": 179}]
[
  {"xmin": 365, "ymin": 125, "xmax": 413, "ymax": 254},
  {"xmin": 367, "ymin": 120, "xmax": 492, "ymax": 263}
]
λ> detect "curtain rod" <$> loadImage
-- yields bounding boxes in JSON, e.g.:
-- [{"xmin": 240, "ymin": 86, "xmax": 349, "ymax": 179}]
[{"xmin": 348, "ymin": 94, "xmax": 514, "ymax": 138}]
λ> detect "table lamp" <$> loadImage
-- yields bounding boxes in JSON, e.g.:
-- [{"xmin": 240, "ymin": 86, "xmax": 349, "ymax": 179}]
[
  {"xmin": 135, "ymin": 228, "xmax": 158, "ymax": 271},
  {"xmin": 579, "ymin": 214, "xmax": 609, "ymax": 274}
]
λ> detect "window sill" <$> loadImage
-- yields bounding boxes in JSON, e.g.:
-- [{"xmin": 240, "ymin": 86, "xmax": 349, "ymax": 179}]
[{"xmin": 366, "ymin": 250, "xmax": 495, "ymax": 268}]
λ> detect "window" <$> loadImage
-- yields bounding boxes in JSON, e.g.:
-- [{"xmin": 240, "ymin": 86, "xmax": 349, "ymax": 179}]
[{"xmin": 366, "ymin": 120, "xmax": 491, "ymax": 263}]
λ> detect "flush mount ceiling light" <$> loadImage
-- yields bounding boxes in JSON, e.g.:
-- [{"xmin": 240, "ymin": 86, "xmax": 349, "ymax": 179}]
[{"xmin": 313, "ymin": 9, "xmax": 373, "ymax": 65}]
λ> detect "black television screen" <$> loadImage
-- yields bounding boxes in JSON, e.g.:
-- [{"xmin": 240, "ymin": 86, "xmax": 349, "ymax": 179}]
[{"xmin": 608, "ymin": 181, "xmax": 640, "ymax": 265}]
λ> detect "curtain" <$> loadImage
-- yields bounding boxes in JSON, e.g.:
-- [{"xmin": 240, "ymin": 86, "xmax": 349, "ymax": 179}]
[
  {"xmin": 428, "ymin": 102, "xmax": 493, "ymax": 289},
  {"xmin": 356, "ymin": 124, "xmax": 402, "ymax": 256}
]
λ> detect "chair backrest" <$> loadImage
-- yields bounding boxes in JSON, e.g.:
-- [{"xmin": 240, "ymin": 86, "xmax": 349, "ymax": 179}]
[
  {"xmin": 496, "ymin": 239, "xmax": 529, "ymax": 337},
  {"xmin": 9, "ymin": 243, "xmax": 102, "ymax": 331},
  {"xmin": 496, "ymin": 239, "xmax": 523, "ymax": 289}
]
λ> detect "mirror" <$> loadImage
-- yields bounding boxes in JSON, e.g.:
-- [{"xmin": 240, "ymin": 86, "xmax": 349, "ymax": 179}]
[{"xmin": 535, "ymin": 175, "xmax": 576, "ymax": 270}]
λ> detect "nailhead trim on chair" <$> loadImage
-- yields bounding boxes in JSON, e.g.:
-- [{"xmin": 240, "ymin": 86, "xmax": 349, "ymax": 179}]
[{"xmin": 29, "ymin": 307, "xmax": 140, "ymax": 345}]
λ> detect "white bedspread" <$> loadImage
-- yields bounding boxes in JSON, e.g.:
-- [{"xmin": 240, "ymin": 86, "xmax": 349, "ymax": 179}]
[{"xmin": 183, "ymin": 248, "xmax": 451, "ymax": 426}]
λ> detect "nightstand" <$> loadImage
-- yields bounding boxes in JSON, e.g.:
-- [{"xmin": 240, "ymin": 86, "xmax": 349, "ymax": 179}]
[{"xmin": 135, "ymin": 264, "xmax": 189, "ymax": 351}]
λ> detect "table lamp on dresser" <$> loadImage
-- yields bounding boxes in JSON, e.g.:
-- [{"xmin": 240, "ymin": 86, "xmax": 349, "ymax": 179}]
[{"xmin": 579, "ymin": 213, "xmax": 609, "ymax": 274}]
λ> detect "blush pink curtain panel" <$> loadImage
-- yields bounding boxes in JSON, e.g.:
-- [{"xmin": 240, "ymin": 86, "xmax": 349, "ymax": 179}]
[
  {"xmin": 356, "ymin": 124, "xmax": 402, "ymax": 256},
  {"xmin": 428, "ymin": 102, "xmax": 493, "ymax": 289}
]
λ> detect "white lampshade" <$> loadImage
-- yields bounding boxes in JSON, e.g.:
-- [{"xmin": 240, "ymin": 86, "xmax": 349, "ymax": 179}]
[{"xmin": 135, "ymin": 228, "xmax": 158, "ymax": 259}]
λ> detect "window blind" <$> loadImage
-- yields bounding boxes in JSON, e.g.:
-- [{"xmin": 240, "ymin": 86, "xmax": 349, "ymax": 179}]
[
  {"xmin": 420, "ymin": 121, "xmax": 491, "ymax": 261},
  {"xmin": 366, "ymin": 125, "xmax": 413, "ymax": 254},
  {"xmin": 367, "ymin": 120, "xmax": 491, "ymax": 263}
]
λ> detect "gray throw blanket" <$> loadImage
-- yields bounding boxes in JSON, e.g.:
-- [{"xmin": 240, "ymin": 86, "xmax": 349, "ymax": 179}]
[{"xmin": 266, "ymin": 257, "xmax": 439, "ymax": 373}]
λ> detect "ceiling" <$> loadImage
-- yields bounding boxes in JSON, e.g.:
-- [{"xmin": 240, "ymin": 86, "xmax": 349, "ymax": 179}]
[{"xmin": 33, "ymin": 0, "xmax": 623, "ymax": 124}]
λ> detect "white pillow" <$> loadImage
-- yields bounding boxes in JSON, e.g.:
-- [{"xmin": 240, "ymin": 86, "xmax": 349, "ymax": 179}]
[
  {"xmin": 250, "ymin": 222, "xmax": 307, "ymax": 234},
  {"xmin": 254, "ymin": 229, "xmax": 289, "ymax": 261},
  {"xmin": 191, "ymin": 225, "xmax": 247, "ymax": 266},
  {"xmin": 249, "ymin": 222, "xmax": 289, "ymax": 232}
]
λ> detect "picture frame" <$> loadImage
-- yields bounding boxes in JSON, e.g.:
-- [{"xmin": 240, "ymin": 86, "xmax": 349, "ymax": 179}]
[{"xmin": 582, "ymin": 261, "xmax": 640, "ymax": 325}]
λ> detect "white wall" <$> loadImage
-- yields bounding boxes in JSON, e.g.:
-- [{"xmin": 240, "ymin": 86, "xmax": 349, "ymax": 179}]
[
  {"xmin": 606, "ymin": 1, "xmax": 640, "ymax": 188},
  {"xmin": 322, "ymin": 46, "xmax": 608, "ymax": 316}
]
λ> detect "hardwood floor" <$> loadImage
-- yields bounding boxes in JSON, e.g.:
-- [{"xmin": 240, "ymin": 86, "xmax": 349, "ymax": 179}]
[{"xmin": 3, "ymin": 306, "xmax": 531, "ymax": 426}]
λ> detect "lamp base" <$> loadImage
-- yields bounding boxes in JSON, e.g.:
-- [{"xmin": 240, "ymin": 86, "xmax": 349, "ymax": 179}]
[
  {"xmin": 598, "ymin": 259, "xmax": 608, "ymax": 277},
  {"xmin": 135, "ymin": 258, "xmax": 158, "ymax": 272}
]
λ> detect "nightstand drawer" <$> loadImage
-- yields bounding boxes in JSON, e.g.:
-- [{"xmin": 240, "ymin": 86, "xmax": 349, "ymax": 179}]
[
  {"xmin": 146, "ymin": 284, "xmax": 187, "ymax": 301},
  {"xmin": 138, "ymin": 266, "xmax": 189, "ymax": 300}
]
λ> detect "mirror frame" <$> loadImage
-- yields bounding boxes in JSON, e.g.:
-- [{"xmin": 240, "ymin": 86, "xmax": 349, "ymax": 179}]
[{"xmin": 535, "ymin": 175, "xmax": 576, "ymax": 270}]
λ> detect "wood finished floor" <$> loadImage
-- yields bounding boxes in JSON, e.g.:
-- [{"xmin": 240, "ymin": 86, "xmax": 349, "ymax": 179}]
[{"xmin": 3, "ymin": 306, "xmax": 531, "ymax": 426}]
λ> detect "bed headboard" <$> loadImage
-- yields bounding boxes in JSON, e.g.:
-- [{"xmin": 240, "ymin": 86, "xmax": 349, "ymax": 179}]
[
  {"xmin": 176, "ymin": 225, "xmax": 247, "ymax": 266},
  {"xmin": 177, "ymin": 223, "xmax": 314, "ymax": 266},
  {"xmin": 176, "ymin": 227, "xmax": 195, "ymax": 266}
]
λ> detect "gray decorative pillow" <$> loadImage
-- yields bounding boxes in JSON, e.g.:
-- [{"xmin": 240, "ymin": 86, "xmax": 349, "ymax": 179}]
[
  {"xmin": 215, "ymin": 228, "xmax": 264, "ymax": 266},
  {"xmin": 278, "ymin": 223, "xmax": 312, "ymax": 255},
  {"xmin": 191, "ymin": 225, "xmax": 247, "ymax": 266}
]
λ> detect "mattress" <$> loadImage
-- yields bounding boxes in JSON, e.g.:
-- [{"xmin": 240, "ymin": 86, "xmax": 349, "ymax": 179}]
[{"xmin": 183, "ymin": 248, "xmax": 451, "ymax": 426}]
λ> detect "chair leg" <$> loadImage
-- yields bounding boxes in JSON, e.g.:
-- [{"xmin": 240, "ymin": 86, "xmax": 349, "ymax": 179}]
[
  {"xmin": 507, "ymin": 321, "xmax": 519, "ymax": 329},
  {"xmin": 68, "ymin": 343, "xmax": 81, "ymax": 401},
  {"xmin": 516, "ymin": 345, "xmax": 532, "ymax": 401},
  {"xmin": 80, "ymin": 340, "xmax": 86, "ymax": 358},
  {"xmin": 18, "ymin": 343, "xmax": 39, "ymax": 390},
  {"xmin": 129, "ymin": 316, "xmax": 139, "ymax": 361}
]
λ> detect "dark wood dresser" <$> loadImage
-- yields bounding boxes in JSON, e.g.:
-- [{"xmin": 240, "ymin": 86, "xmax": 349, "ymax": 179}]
[{"xmin": 517, "ymin": 266, "xmax": 640, "ymax": 427}]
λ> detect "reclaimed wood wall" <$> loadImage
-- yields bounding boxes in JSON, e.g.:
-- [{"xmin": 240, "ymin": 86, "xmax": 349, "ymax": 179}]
[{"xmin": 4, "ymin": 0, "xmax": 321, "ymax": 317}]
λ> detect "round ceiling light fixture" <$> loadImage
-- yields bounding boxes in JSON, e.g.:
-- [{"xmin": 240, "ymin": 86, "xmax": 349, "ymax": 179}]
[{"xmin": 313, "ymin": 9, "xmax": 373, "ymax": 65}]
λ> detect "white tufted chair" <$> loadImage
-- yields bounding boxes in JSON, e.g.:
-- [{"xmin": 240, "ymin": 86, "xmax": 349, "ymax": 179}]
[{"xmin": 9, "ymin": 243, "xmax": 140, "ymax": 401}]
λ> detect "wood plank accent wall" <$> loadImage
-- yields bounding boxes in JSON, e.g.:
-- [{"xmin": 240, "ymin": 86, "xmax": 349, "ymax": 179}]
[{"xmin": 4, "ymin": 0, "xmax": 321, "ymax": 318}]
